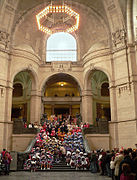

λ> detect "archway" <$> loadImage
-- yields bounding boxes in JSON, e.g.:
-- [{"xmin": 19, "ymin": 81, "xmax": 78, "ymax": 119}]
[
  {"xmin": 11, "ymin": 71, "xmax": 32, "ymax": 123},
  {"xmin": 91, "ymin": 70, "xmax": 111, "ymax": 125},
  {"xmin": 82, "ymin": 69, "xmax": 111, "ymax": 125},
  {"xmin": 42, "ymin": 73, "xmax": 81, "ymax": 118}
]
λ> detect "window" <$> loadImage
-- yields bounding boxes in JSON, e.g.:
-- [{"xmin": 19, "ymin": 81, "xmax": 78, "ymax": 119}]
[
  {"xmin": 46, "ymin": 32, "xmax": 77, "ymax": 61},
  {"xmin": 13, "ymin": 83, "xmax": 23, "ymax": 97},
  {"xmin": 101, "ymin": 83, "xmax": 109, "ymax": 96}
]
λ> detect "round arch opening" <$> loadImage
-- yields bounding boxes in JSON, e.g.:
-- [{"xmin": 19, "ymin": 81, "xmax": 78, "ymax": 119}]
[
  {"xmin": 91, "ymin": 70, "xmax": 111, "ymax": 125},
  {"xmin": 11, "ymin": 71, "xmax": 33, "ymax": 124},
  {"xmin": 46, "ymin": 32, "xmax": 77, "ymax": 62},
  {"xmin": 42, "ymin": 73, "xmax": 81, "ymax": 118}
]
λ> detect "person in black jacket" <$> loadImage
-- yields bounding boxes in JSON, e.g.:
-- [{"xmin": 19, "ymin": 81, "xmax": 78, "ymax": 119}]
[{"xmin": 119, "ymin": 149, "xmax": 134, "ymax": 180}]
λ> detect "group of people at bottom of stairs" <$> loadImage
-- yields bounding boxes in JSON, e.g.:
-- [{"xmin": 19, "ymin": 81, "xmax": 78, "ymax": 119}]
[{"xmin": 0, "ymin": 149, "xmax": 12, "ymax": 175}]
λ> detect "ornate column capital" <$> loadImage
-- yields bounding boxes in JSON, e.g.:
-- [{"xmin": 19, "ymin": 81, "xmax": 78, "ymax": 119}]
[{"xmin": 112, "ymin": 28, "xmax": 127, "ymax": 48}]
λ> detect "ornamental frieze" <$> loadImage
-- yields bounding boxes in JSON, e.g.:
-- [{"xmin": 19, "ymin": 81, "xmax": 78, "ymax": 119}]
[
  {"xmin": 51, "ymin": 61, "xmax": 72, "ymax": 72},
  {"xmin": 118, "ymin": 84, "xmax": 131, "ymax": 96}
]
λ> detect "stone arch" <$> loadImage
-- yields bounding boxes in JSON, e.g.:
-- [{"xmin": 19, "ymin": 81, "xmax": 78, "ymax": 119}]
[
  {"xmin": 11, "ymin": 67, "xmax": 38, "ymax": 91},
  {"xmin": 84, "ymin": 67, "xmax": 111, "ymax": 91},
  {"xmin": 40, "ymin": 72, "xmax": 83, "ymax": 96},
  {"xmin": 84, "ymin": 69, "xmax": 111, "ymax": 124},
  {"xmin": 11, "ymin": 69, "xmax": 39, "ymax": 123}
]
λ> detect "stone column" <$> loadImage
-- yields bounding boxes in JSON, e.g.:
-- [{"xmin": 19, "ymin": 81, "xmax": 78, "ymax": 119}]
[
  {"xmin": 82, "ymin": 90, "xmax": 93, "ymax": 124},
  {"xmin": 30, "ymin": 90, "xmax": 41, "ymax": 124},
  {"xmin": 0, "ymin": 85, "xmax": 13, "ymax": 151},
  {"xmin": 0, "ymin": 31, "xmax": 14, "ymax": 151},
  {"xmin": 108, "ymin": 83, "xmax": 119, "ymax": 149},
  {"xmin": 0, "ymin": 85, "xmax": 7, "ymax": 151}
]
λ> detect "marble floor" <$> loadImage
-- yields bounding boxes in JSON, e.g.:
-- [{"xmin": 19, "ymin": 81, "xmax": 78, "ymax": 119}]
[{"xmin": 0, "ymin": 171, "xmax": 111, "ymax": 180}]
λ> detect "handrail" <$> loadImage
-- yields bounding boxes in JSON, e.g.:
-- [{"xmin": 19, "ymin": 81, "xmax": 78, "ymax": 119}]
[
  {"xmin": 82, "ymin": 129, "xmax": 91, "ymax": 154},
  {"xmin": 18, "ymin": 129, "xmax": 40, "ymax": 154}
]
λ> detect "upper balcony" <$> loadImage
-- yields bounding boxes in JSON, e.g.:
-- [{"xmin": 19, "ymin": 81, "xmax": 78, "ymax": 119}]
[{"xmin": 42, "ymin": 96, "xmax": 81, "ymax": 104}]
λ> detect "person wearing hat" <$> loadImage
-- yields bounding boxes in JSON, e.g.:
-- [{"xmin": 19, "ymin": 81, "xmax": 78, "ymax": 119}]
[
  {"xmin": 70, "ymin": 154, "xmax": 76, "ymax": 168},
  {"xmin": 66, "ymin": 151, "xmax": 71, "ymax": 166},
  {"xmin": 31, "ymin": 156, "xmax": 37, "ymax": 172}
]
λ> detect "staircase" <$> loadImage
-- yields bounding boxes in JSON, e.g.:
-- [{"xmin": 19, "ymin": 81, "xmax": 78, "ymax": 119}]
[
  {"xmin": 38, "ymin": 161, "xmax": 90, "ymax": 171},
  {"xmin": 51, "ymin": 161, "xmax": 76, "ymax": 171}
]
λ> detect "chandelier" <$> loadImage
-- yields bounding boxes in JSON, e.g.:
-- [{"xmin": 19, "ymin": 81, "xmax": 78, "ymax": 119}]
[{"xmin": 36, "ymin": 2, "xmax": 80, "ymax": 35}]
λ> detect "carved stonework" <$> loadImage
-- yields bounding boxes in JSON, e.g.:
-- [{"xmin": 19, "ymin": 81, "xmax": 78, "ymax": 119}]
[
  {"xmin": 118, "ymin": 84, "xmax": 131, "ymax": 96},
  {"xmin": 51, "ymin": 61, "xmax": 72, "ymax": 72},
  {"xmin": 0, "ymin": 30, "xmax": 9, "ymax": 49},
  {"xmin": 112, "ymin": 29, "xmax": 126, "ymax": 47},
  {"xmin": 107, "ymin": 4, "xmax": 115, "ymax": 11},
  {"xmin": 28, "ymin": 64, "xmax": 33, "ymax": 71},
  {"xmin": 90, "ymin": 63, "xmax": 95, "ymax": 70}
]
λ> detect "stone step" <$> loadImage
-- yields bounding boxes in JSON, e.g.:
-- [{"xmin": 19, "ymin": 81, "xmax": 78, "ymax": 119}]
[
  {"xmin": 52, "ymin": 166, "xmax": 73, "ymax": 169},
  {"xmin": 21, "ymin": 169, "xmax": 90, "ymax": 172},
  {"xmin": 52, "ymin": 165, "xmax": 70, "ymax": 168}
]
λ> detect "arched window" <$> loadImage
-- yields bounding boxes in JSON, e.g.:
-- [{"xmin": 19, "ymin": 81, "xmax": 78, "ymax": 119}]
[
  {"xmin": 101, "ymin": 83, "xmax": 109, "ymax": 96},
  {"xmin": 13, "ymin": 83, "xmax": 23, "ymax": 97},
  {"xmin": 46, "ymin": 32, "xmax": 77, "ymax": 61}
]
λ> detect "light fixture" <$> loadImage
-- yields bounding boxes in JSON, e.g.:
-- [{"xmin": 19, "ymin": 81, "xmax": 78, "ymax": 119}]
[
  {"xmin": 36, "ymin": 4, "xmax": 80, "ymax": 35},
  {"xmin": 58, "ymin": 82, "xmax": 65, "ymax": 86}
]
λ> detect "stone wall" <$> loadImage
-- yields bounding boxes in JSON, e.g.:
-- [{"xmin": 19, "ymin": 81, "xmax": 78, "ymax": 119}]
[
  {"xmin": 12, "ymin": 134, "xmax": 35, "ymax": 152},
  {"xmin": 85, "ymin": 134, "xmax": 110, "ymax": 150}
]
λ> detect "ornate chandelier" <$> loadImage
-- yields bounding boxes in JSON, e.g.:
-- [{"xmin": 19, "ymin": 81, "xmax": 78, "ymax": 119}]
[{"xmin": 36, "ymin": 3, "xmax": 80, "ymax": 35}]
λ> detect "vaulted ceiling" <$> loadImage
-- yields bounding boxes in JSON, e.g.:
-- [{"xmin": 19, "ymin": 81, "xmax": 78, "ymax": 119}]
[{"xmin": 0, "ymin": 0, "xmax": 129, "ymax": 59}]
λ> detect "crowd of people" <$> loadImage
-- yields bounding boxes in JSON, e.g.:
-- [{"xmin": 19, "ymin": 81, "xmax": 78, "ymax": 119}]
[
  {"xmin": 23, "ymin": 114, "xmax": 137, "ymax": 180},
  {"xmin": 91, "ymin": 148, "xmax": 137, "ymax": 180},
  {"xmin": 1, "ymin": 113, "xmax": 137, "ymax": 180},
  {"xmin": 23, "ymin": 114, "xmax": 90, "ymax": 172}
]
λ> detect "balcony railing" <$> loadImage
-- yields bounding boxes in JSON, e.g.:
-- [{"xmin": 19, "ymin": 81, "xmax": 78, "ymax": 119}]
[{"xmin": 42, "ymin": 96, "xmax": 81, "ymax": 103}]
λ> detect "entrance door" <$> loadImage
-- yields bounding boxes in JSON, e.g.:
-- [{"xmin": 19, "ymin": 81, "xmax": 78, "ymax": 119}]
[{"xmin": 54, "ymin": 108, "xmax": 69, "ymax": 115}]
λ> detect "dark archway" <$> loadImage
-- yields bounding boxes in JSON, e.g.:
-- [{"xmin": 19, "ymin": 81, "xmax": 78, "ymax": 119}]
[
  {"xmin": 42, "ymin": 73, "xmax": 81, "ymax": 117},
  {"xmin": 11, "ymin": 71, "xmax": 32, "ymax": 123}
]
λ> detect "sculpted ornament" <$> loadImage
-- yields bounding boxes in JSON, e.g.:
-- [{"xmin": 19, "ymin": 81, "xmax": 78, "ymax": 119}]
[
  {"xmin": 51, "ymin": 62, "xmax": 72, "ymax": 72},
  {"xmin": 112, "ymin": 29, "xmax": 126, "ymax": 47},
  {"xmin": 0, "ymin": 30, "xmax": 9, "ymax": 49},
  {"xmin": 118, "ymin": 84, "xmax": 131, "ymax": 96}
]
